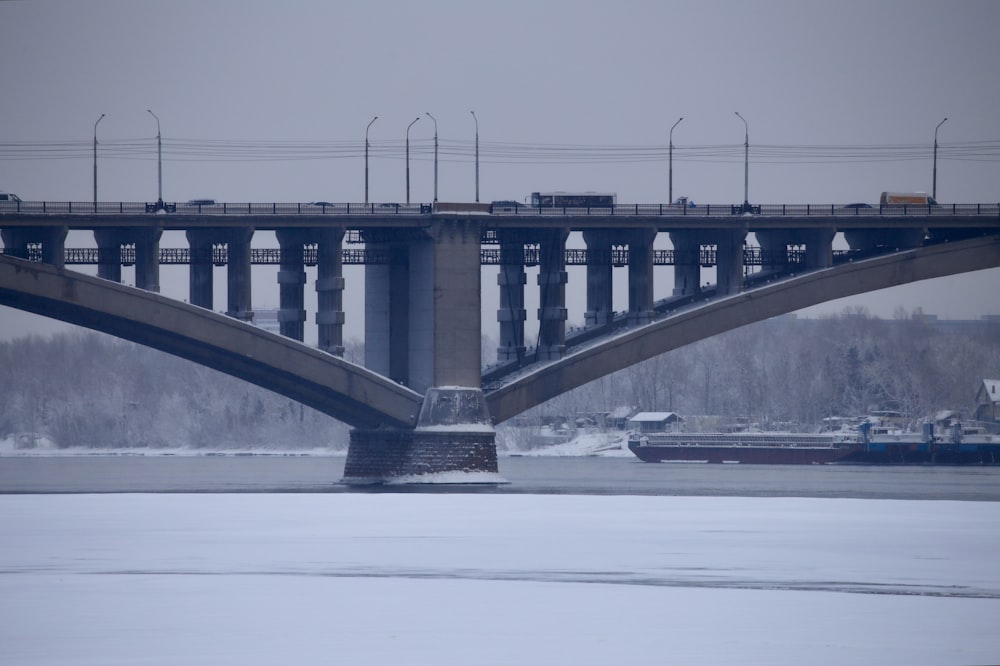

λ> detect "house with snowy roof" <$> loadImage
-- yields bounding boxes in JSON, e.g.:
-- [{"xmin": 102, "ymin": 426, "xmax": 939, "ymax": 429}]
[
  {"xmin": 974, "ymin": 379, "xmax": 1000, "ymax": 427},
  {"xmin": 627, "ymin": 412, "xmax": 684, "ymax": 434}
]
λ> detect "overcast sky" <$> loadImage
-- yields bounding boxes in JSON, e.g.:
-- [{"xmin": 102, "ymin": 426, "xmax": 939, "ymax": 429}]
[{"xmin": 2, "ymin": 0, "xmax": 999, "ymax": 343}]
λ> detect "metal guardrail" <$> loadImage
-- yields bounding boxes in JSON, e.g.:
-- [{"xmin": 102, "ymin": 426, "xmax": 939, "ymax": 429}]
[{"xmin": 1, "ymin": 201, "xmax": 999, "ymax": 217}]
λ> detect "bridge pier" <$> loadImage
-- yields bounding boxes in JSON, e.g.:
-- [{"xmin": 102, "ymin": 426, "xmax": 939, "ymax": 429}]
[
  {"xmin": 315, "ymin": 227, "xmax": 346, "ymax": 356},
  {"xmin": 226, "ymin": 228, "xmax": 254, "ymax": 323},
  {"xmin": 1, "ymin": 226, "xmax": 67, "ymax": 267},
  {"xmin": 276, "ymin": 229, "xmax": 308, "ymax": 342},
  {"xmin": 583, "ymin": 230, "xmax": 613, "ymax": 326},
  {"xmin": 669, "ymin": 230, "xmax": 701, "ymax": 297},
  {"xmin": 186, "ymin": 231, "xmax": 215, "ymax": 309},
  {"xmin": 707, "ymin": 229, "xmax": 747, "ymax": 295},
  {"xmin": 627, "ymin": 228, "xmax": 656, "ymax": 325},
  {"xmin": 347, "ymin": 216, "xmax": 499, "ymax": 483},
  {"xmin": 94, "ymin": 227, "xmax": 162, "ymax": 290},
  {"xmin": 757, "ymin": 229, "xmax": 835, "ymax": 273},
  {"xmin": 536, "ymin": 228, "xmax": 569, "ymax": 361},
  {"xmin": 342, "ymin": 387, "xmax": 500, "ymax": 484},
  {"xmin": 496, "ymin": 231, "xmax": 527, "ymax": 363}
]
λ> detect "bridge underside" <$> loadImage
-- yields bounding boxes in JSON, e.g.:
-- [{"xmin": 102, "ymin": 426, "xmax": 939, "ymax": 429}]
[
  {"xmin": 0, "ymin": 255, "xmax": 423, "ymax": 429},
  {"xmin": 485, "ymin": 234, "xmax": 1000, "ymax": 424}
]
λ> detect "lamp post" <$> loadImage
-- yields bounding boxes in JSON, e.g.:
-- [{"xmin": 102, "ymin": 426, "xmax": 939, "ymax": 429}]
[
  {"xmin": 426, "ymin": 112, "xmax": 438, "ymax": 202},
  {"xmin": 365, "ymin": 115, "xmax": 377, "ymax": 204},
  {"xmin": 735, "ymin": 111, "xmax": 749, "ymax": 212},
  {"xmin": 93, "ymin": 113, "xmax": 105, "ymax": 209},
  {"xmin": 933, "ymin": 117, "xmax": 947, "ymax": 201},
  {"xmin": 406, "ymin": 117, "xmax": 419, "ymax": 205},
  {"xmin": 669, "ymin": 116, "xmax": 682, "ymax": 205},
  {"xmin": 471, "ymin": 110, "xmax": 479, "ymax": 202},
  {"xmin": 147, "ymin": 109, "xmax": 162, "ymax": 207}
]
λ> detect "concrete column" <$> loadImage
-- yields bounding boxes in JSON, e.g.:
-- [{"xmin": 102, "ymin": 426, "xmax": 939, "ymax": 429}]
[
  {"xmin": 802, "ymin": 228, "xmax": 836, "ymax": 270},
  {"xmin": 627, "ymin": 228, "xmax": 656, "ymax": 325},
  {"xmin": 583, "ymin": 229, "xmax": 613, "ymax": 326},
  {"xmin": 536, "ymin": 228, "xmax": 569, "ymax": 361},
  {"xmin": 496, "ymin": 231, "xmax": 527, "ymax": 363},
  {"xmin": 755, "ymin": 230, "xmax": 793, "ymax": 274},
  {"xmin": 133, "ymin": 227, "xmax": 162, "ymax": 292},
  {"xmin": 276, "ymin": 229, "xmax": 307, "ymax": 341},
  {"xmin": 1, "ymin": 227, "xmax": 67, "ymax": 267},
  {"xmin": 364, "ymin": 242, "xmax": 410, "ymax": 384},
  {"xmin": 226, "ymin": 228, "xmax": 254, "ymax": 322},
  {"xmin": 669, "ymin": 230, "xmax": 701, "ymax": 297},
  {"xmin": 93, "ymin": 229, "xmax": 123, "ymax": 283},
  {"xmin": 186, "ymin": 231, "xmax": 214, "ymax": 310},
  {"xmin": 715, "ymin": 229, "xmax": 747, "ymax": 296},
  {"xmin": 315, "ymin": 227, "xmax": 346, "ymax": 356}
]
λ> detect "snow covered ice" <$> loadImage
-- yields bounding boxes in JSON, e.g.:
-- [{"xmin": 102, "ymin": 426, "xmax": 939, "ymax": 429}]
[{"xmin": 2, "ymin": 492, "xmax": 999, "ymax": 665}]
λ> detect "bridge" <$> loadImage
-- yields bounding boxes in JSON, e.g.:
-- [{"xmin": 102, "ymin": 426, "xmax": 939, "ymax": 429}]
[{"xmin": 2, "ymin": 200, "xmax": 999, "ymax": 482}]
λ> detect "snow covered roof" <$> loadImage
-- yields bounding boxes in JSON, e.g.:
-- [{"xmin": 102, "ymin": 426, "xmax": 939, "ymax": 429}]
[
  {"xmin": 628, "ymin": 412, "xmax": 683, "ymax": 423},
  {"xmin": 979, "ymin": 379, "xmax": 1000, "ymax": 404}
]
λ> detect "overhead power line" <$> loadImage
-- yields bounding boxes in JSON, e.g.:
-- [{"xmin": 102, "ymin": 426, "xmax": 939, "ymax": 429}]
[{"xmin": 1, "ymin": 138, "xmax": 998, "ymax": 165}]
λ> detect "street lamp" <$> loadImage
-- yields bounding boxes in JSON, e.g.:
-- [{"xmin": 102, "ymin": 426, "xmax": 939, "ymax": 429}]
[
  {"xmin": 93, "ymin": 113, "xmax": 105, "ymax": 209},
  {"xmin": 735, "ymin": 111, "xmax": 749, "ymax": 212},
  {"xmin": 365, "ymin": 115, "xmax": 377, "ymax": 204},
  {"xmin": 406, "ymin": 117, "xmax": 419, "ymax": 205},
  {"xmin": 933, "ymin": 117, "xmax": 947, "ymax": 201},
  {"xmin": 426, "ymin": 112, "xmax": 438, "ymax": 203},
  {"xmin": 147, "ymin": 109, "xmax": 162, "ymax": 207},
  {"xmin": 669, "ymin": 116, "xmax": 682, "ymax": 205},
  {"xmin": 471, "ymin": 110, "xmax": 479, "ymax": 202}
]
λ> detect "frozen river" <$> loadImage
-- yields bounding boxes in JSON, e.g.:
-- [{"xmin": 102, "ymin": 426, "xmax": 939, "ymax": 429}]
[{"xmin": 2, "ymin": 455, "xmax": 999, "ymax": 664}]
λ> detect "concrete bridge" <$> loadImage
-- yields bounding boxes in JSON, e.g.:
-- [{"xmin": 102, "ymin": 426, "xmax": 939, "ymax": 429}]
[{"xmin": 2, "ymin": 201, "xmax": 999, "ymax": 482}]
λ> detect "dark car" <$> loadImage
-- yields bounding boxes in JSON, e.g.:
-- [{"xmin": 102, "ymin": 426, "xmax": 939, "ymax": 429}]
[
  {"xmin": 182, "ymin": 198, "xmax": 218, "ymax": 208},
  {"xmin": 841, "ymin": 202, "xmax": 872, "ymax": 209}
]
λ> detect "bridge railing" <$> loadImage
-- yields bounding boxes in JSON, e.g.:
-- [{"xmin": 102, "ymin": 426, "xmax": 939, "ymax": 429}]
[{"xmin": 1, "ymin": 201, "xmax": 998, "ymax": 216}]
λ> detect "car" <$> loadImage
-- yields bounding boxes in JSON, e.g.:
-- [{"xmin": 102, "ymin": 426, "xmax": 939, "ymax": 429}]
[
  {"xmin": 490, "ymin": 200, "xmax": 523, "ymax": 212},
  {"xmin": 183, "ymin": 198, "xmax": 217, "ymax": 207},
  {"xmin": 841, "ymin": 202, "xmax": 872, "ymax": 209},
  {"xmin": 308, "ymin": 201, "xmax": 335, "ymax": 207},
  {"xmin": 671, "ymin": 196, "xmax": 696, "ymax": 208},
  {"xmin": 0, "ymin": 191, "xmax": 22, "ymax": 202}
]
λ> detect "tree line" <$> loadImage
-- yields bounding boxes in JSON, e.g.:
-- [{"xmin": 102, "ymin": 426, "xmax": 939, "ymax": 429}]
[{"xmin": 1, "ymin": 308, "xmax": 998, "ymax": 449}]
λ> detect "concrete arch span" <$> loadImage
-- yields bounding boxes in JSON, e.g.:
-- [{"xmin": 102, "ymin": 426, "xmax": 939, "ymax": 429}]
[
  {"xmin": 485, "ymin": 234, "xmax": 1000, "ymax": 425},
  {"xmin": 0, "ymin": 255, "xmax": 423, "ymax": 429}
]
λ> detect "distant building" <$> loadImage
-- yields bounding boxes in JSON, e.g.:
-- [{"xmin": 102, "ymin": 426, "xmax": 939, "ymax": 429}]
[
  {"xmin": 627, "ymin": 412, "xmax": 684, "ymax": 434},
  {"xmin": 974, "ymin": 379, "xmax": 1000, "ymax": 427}
]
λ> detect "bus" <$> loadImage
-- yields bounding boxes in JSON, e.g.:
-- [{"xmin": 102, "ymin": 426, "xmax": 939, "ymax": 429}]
[{"xmin": 530, "ymin": 192, "xmax": 617, "ymax": 208}]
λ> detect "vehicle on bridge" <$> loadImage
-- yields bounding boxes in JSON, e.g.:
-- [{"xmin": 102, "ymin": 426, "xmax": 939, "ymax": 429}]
[
  {"xmin": 0, "ymin": 191, "xmax": 22, "ymax": 206},
  {"xmin": 530, "ymin": 192, "xmax": 617, "ymax": 208},
  {"xmin": 880, "ymin": 192, "xmax": 938, "ymax": 206}
]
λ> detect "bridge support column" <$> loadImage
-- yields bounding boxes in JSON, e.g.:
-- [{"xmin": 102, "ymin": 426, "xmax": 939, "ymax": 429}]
[
  {"xmin": 536, "ymin": 228, "xmax": 569, "ymax": 361},
  {"xmin": 315, "ymin": 227, "xmax": 346, "ymax": 356},
  {"xmin": 583, "ymin": 230, "xmax": 613, "ymax": 326},
  {"xmin": 496, "ymin": 232, "xmax": 527, "ymax": 363},
  {"xmin": 627, "ymin": 228, "xmax": 656, "ymax": 325},
  {"xmin": 346, "ymin": 218, "xmax": 497, "ymax": 484},
  {"xmin": 669, "ymin": 230, "xmax": 701, "ymax": 297},
  {"xmin": 94, "ymin": 229, "xmax": 124, "ymax": 283},
  {"xmin": 755, "ymin": 230, "xmax": 794, "ymax": 274},
  {"xmin": 365, "ymin": 242, "xmax": 410, "ymax": 384},
  {"xmin": 186, "ymin": 232, "xmax": 215, "ymax": 309},
  {"xmin": 276, "ymin": 229, "xmax": 308, "ymax": 342},
  {"xmin": 715, "ymin": 229, "xmax": 747, "ymax": 296},
  {"xmin": 133, "ymin": 227, "xmax": 162, "ymax": 292},
  {"xmin": 1, "ymin": 227, "xmax": 67, "ymax": 267},
  {"xmin": 802, "ymin": 228, "xmax": 835, "ymax": 269},
  {"xmin": 226, "ymin": 228, "xmax": 254, "ymax": 323},
  {"xmin": 343, "ymin": 387, "xmax": 500, "ymax": 484}
]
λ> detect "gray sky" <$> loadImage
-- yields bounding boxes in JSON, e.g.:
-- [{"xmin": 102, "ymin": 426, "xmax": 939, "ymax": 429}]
[{"xmin": 2, "ymin": 0, "xmax": 999, "ymax": 343}]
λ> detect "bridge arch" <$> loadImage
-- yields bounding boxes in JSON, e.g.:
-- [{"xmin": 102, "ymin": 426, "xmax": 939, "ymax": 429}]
[
  {"xmin": 485, "ymin": 235, "xmax": 1000, "ymax": 424},
  {"xmin": 0, "ymin": 255, "xmax": 423, "ymax": 429}
]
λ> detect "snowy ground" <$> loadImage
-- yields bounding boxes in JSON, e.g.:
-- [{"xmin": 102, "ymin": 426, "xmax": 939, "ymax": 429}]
[{"xmin": 2, "ymin": 493, "xmax": 998, "ymax": 665}]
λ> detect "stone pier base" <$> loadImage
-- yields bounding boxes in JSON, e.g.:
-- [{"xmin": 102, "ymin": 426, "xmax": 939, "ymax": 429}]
[{"xmin": 342, "ymin": 387, "xmax": 504, "ymax": 485}]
